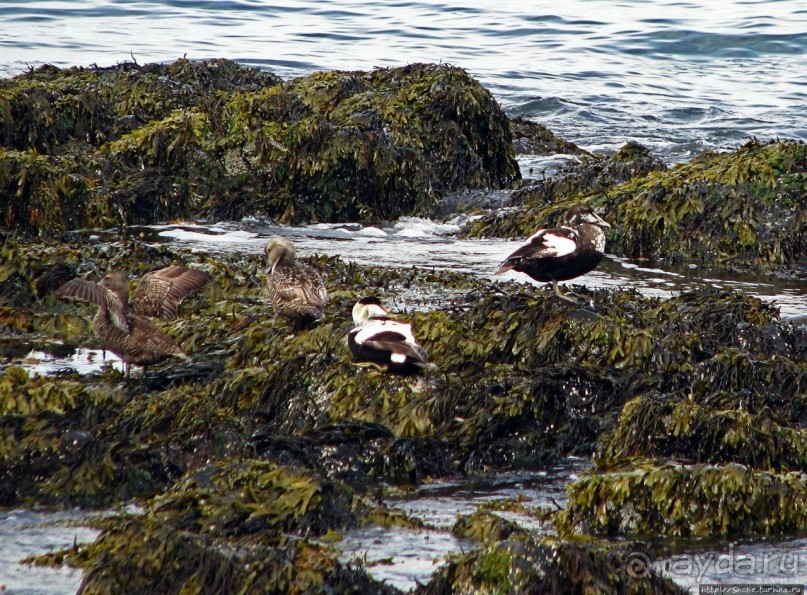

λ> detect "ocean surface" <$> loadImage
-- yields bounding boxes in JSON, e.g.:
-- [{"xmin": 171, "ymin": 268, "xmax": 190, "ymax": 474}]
[
  {"xmin": 2, "ymin": 0, "xmax": 806, "ymax": 163},
  {"xmin": 2, "ymin": 2, "xmax": 807, "ymax": 593}
]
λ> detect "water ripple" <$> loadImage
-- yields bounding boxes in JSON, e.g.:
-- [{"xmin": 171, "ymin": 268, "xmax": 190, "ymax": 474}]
[{"xmin": 1, "ymin": 0, "xmax": 806, "ymax": 162}]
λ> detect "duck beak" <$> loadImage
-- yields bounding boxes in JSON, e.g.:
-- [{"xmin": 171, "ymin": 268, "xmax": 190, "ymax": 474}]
[{"xmin": 591, "ymin": 212, "xmax": 611, "ymax": 229}]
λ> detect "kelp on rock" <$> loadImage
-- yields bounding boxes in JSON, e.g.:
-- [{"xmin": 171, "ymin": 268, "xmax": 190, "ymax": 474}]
[
  {"xmin": 1, "ymin": 235, "xmax": 805, "ymax": 549},
  {"xmin": 2, "ymin": 57, "xmax": 806, "ymax": 592},
  {"xmin": 0, "ymin": 59, "xmax": 519, "ymax": 234},
  {"xmin": 470, "ymin": 138, "xmax": 807, "ymax": 276}
]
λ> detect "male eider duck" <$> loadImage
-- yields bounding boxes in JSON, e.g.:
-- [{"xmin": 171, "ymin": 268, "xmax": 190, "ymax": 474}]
[
  {"xmin": 265, "ymin": 236, "xmax": 328, "ymax": 326},
  {"xmin": 348, "ymin": 297, "xmax": 435, "ymax": 374},
  {"xmin": 495, "ymin": 204, "xmax": 611, "ymax": 299},
  {"xmin": 55, "ymin": 266, "xmax": 211, "ymax": 377}
]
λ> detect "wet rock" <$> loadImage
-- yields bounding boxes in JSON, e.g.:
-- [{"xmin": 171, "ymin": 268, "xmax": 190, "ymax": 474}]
[
  {"xmin": 559, "ymin": 461, "xmax": 807, "ymax": 538},
  {"xmin": 467, "ymin": 141, "xmax": 666, "ymax": 238},
  {"xmin": 604, "ymin": 139, "xmax": 807, "ymax": 268},
  {"xmin": 418, "ymin": 537, "xmax": 686, "ymax": 594},
  {"xmin": 509, "ymin": 115, "xmax": 591, "ymax": 156},
  {"xmin": 35, "ymin": 263, "xmax": 76, "ymax": 297},
  {"xmin": 73, "ymin": 461, "xmax": 405, "ymax": 594},
  {"xmin": 452, "ymin": 510, "xmax": 523, "ymax": 543},
  {"xmin": 602, "ymin": 395, "xmax": 807, "ymax": 470}
]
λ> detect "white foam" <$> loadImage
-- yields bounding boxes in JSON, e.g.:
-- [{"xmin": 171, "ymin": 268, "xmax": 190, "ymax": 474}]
[
  {"xmin": 355, "ymin": 226, "xmax": 388, "ymax": 237},
  {"xmin": 158, "ymin": 228, "xmax": 259, "ymax": 243},
  {"xmin": 394, "ymin": 217, "xmax": 461, "ymax": 237}
]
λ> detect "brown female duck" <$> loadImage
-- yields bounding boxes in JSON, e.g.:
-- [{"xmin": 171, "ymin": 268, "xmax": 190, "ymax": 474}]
[
  {"xmin": 56, "ymin": 266, "xmax": 211, "ymax": 377},
  {"xmin": 265, "ymin": 237, "xmax": 328, "ymax": 326}
]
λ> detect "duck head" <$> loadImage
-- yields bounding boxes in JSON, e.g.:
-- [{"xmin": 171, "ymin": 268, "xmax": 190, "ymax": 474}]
[
  {"xmin": 352, "ymin": 296, "xmax": 390, "ymax": 325},
  {"xmin": 265, "ymin": 237, "xmax": 297, "ymax": 273},
  {"xmin": 565, "ymin": 205, "xmax": 611, "ymax": 230},
  {"xmin": 99, "ymin": 270, "xmax": 131, "ymax": 304}
]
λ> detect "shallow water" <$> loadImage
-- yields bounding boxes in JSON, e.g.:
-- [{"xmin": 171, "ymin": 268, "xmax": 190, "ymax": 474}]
[
  {"xmin": 22, "ymin": 348, "xmax": 124, "ymax": 377},
  {"xmin": 337, "ymin": 459, "xmax": 586, "ymax": 591},
  {"xmin": 0, "ymin": 509, "xmax": 100, "ymax": 595},
  {"xmin": 2, "ymin": 1, "xmax": 806, "ymax": 163},
  {"xmin": 146, "ymin": 215, "xmax": 807, "ymax": 318}
]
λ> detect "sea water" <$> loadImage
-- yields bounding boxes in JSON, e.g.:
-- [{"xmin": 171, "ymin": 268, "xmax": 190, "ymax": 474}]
[{"xmin": 2, "ymin": 1, "xmax": 807, "ymax": 592}]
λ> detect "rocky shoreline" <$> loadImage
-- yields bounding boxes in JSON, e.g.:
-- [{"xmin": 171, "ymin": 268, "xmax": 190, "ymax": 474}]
[{"xmin": 1, "ymin": 59, "xmax": 805, "ymax": 592}]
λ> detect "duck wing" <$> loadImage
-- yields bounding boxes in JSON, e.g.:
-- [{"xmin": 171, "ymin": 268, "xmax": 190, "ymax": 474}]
[
  {"xmin": 130, "ymin": 266, "xmax": 212, "ymax": 320},
  {"xmin": 496, "ymin": 227, "xmax": 578, "ymax": 273},
  {"xmin": 56, "ymin": 278, "xmax": 129, "ymax": 332},
  {"xmin": 129, "ymin": 315, "xmax": 187, "ymax": 359},
  {"xmin": 271, "ymin": 266, "xmax": 328, "ymax": 310},
  {"xmin": 355, "ymin": 320, "xmax": 429, "ymax": 365}
]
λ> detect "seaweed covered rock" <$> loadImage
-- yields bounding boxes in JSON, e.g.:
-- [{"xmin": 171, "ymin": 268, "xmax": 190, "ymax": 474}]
[
  {"xmin": 3, "ymin": 232, "xmax": 805, "ymax": 508},
  {"xmin": 509, "ymin": 115, "xmax": 591, "ymax": 156},
  {"xmin": 77, "ymin": 525, "xmax": 400, "ymax": 594},
  {"xmin": 467, "ymin": 141, "xmax": 666, "ymax": 238},
  {"xmin": 0, "ymin": 59, "xmax": 519, "ymax": 234},
  {"xmin": 469, "ymin": 138, "xmax": 807, "ymax": 274},
  {"xmin": 601, "ymin": 396, "xmax": 807, "ymax": 471},
  {"xmin": 3, "ymin": 233, "xmax": 807, "ymax": 593},
  {"xmin": 555, "ymin": 292, "xmax": 807, "ymax": 541},
  {"xmin": 418, "ymin": 536, "xmax": 685, "ymax": 594},
  {"xmin": 71, "ymin": 461, "xmax": 403, "ymax": 594},
  {"xmin": 558, "ymin": 461, "xmax": 807, "ymax": 538},
  {"xmin": 603, "ymin": 139, "xmax": 807, "ymax": 268}
]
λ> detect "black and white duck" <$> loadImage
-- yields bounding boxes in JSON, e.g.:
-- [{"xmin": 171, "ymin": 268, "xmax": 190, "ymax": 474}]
[
  {"xmin": 55, "ymin": 266, "xmax": 211, "ymax": 377},
  {"xmin": 348, "ymin": 296, "xmax": 435, "ymax": 373},
  {"xmin": 495, "ymin": 204, "xmax": 611, "ymax": 299},
  {"xmin": 265, "ymin": 237, "xmax": 328, "ymax": 326}
]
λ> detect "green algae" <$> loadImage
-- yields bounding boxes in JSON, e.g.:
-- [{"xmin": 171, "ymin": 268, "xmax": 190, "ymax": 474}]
[
  {"xmin": 452, "ymin": 510, "xmax": 524, "ymax": 544},
  {"xmin": 72, "ymin": 517, "xmax": 399, "ymax": 594},
  {"xmin": 0, "ymin": 366, "xmax": 123, "ymax": 416},
  {"xmin": 604, "ymin": 139, "xmax": 807, "ymax": 266},
  {"xmin": 64, "ymin": 459, "xmax": 407, "ymax": 594},
  {"xmin": 602, "ymin": 396, "xmax": 807, "ymax": 471}
]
